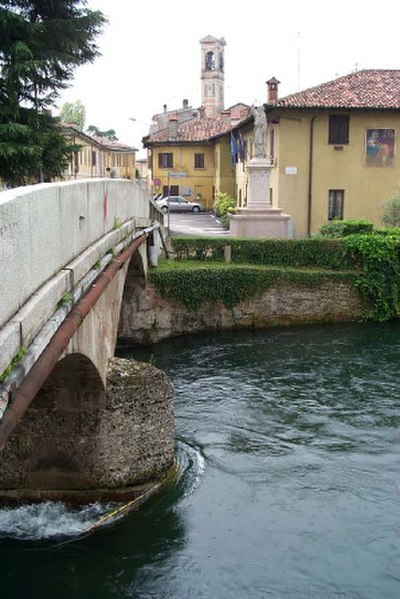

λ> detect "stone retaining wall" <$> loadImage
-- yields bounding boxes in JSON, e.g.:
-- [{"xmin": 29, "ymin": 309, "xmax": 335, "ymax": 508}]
[{"xmin": 119, "ymin": 280, "xmax": 364, "ymax": 345}]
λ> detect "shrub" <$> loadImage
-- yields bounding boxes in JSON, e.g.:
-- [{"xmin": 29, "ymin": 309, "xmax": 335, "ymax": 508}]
[
  {"xmin": 213, "ymin": 192, "xmax": 236, "ymax": 217},
  {"xmin": 319, "ymin": 220, "xmax": 374, "ymax": 238},
  {"xmin": 381, "ymin": 193, "xmax": 400, "ymax": 227},
  {"xmin": 170, "ymin": 237, "xmax": 355, "ymax": 270},
  {"xmin": 344, "ymin": 234, "xmax": 400, "ymax": 320},
  {"xmin": 219, "ymin": 213, "xmax": 231, "ymax": 229}
]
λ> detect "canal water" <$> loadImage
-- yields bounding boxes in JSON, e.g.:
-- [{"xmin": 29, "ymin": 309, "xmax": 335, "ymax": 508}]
[{"xmin": 1, "ymin": 322, "xmax": 399, "ymax": 598}]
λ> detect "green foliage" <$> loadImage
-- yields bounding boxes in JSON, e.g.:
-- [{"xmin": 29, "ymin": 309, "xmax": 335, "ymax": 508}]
[
  {"xmin": 171, "ymin": 237, "xmax": 355, "ymax": 270},
  {"xmin": 168, "ymin": 234, "xmax": 400, "ymax": 322},
  {"xmin": 59, "ymin": 99, "xmax": 86, "ymax": 130},
  {"xmin": 374, "ymin": 227, "xmax": 400, "ymax": 237},
  {"xmin": 213, "ymin": 191, "xmax": 236, "ymax": 217},
  {"xmin": 113, "ymin": 216, "xmax": 122, "ymax": 230},
  {"xmin": 0, "ymin": 109, "xmax": 70, "ymax": 185},
  {"xmin": 150, "ymin": 261, "xmax": 355, "ymax": 310},
  {"xmin": 219, "ymin": 213, "xmax": 231, "ymax": 229},
  {"xmin": 87, "ymin": 125, "xmax": 118, "ymax": 140},
  {"xmin": 0, "ymin": 347, "xmax": 27, "ymax": 383},
  {"xmin": 344, "ymin": 234, "xmax": 400, "ymax": 321},
  {"xmin": 57, "ymin": 290, "xmax": 73, "ymax": 307},
  {"xmin": 381, "ymin": 192, "xmax": 400, "ymax": 227},
  {"xmin": 319, "ymin": 220, "xmax": 374, "ymax": 238},
  {"xmin": 0, "ymin": 1, "xmax": 106, "ymax": 185}
]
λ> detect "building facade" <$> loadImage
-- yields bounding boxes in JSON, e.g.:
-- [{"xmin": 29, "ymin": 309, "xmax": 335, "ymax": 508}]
[
  {"xmin": 63, "ymin": 125, "xmax": 137, "ymax": 180},
  {"xmin": 144, "ymin": 35, "xmax": 249, "ymax": 208},
  {"xmin": 253, "ymin": 70, "xmax": 400, "ymax": 236}
]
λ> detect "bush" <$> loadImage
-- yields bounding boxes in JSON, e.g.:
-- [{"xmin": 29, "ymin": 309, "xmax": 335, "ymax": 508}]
[
  {"xmin": 213, "ymin": 192, "xmax": 236, "ymax": 217},
  {"xmin": 219, "ymin": 213, "xmax": 231, "ymax": 229},
  {"xmin": 381, "ymin": 193, "xmax": 400, "ymax": 227},
  {"xmin": 344, "ymin": 233, "xmax": 400, "ymax": 320},
  {"xmin": 170, "ymin": 236, "xmax": 355, "ymax": 270},
  {"xmin": 319, "ymin": 220, "xmax": 374, "ymax": 238}
]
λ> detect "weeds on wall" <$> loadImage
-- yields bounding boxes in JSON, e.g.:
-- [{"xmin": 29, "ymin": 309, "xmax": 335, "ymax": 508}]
[
  {"xmin": 149, "ymin": 261, "xmax": 355, "ymax": 311},
  {"xmin": 0, "ymin": 347, "xmax": 27, "ymax": 383}
]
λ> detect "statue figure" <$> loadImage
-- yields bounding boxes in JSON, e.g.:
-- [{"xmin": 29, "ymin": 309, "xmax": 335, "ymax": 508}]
[{"xmin": 252, "ymin": 106, "xmax": 267, "ymax": 159}]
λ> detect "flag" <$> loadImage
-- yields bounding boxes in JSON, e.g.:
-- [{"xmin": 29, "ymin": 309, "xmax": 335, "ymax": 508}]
[{"xmin": 230, "ymin": 133, "xmax": 238, "ymax": 166}]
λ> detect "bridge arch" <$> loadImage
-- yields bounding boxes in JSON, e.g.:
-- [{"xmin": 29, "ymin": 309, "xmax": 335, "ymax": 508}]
[{"xmin": 0, "ymin": 180, "xmax": 174, "ymax": 501}]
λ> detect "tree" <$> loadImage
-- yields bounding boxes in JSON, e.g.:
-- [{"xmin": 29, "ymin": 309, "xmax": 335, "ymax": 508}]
[
  {"xmin": 87, "ymin": 125, "xmax": 118, "ymax": 141},
  {"xmin": 0, "ymin": 1, "xmax": 106, "ymax": 186},
  {"xmin": 59, "ymin": 100, "xmax": 86, "ymax": 130}
]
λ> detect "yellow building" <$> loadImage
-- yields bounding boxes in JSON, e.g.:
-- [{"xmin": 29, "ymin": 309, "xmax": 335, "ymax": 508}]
[
  {"xmin": 143, "ymin": 34, "xmax": 250, "ymax": 209},
  {"xmin": 234, "ymin": 70, "xmax": 400, "ymax": 237},
  {"xmin": 143, "ymin": 115, "xmax": 240, "ymax": 209},
  {"xmin": 63, "ymin": 124, "xmax": 137, "ymax": 180}
]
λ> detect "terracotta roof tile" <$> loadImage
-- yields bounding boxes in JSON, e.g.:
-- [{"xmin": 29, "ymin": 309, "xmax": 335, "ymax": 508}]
[
  {"xmin": 272, "ymin": 70, "xmax": 400, "ymax": 110},
  {"xmin": 144, "ymin": 116, "xmax": 234, "ymax": 144}
]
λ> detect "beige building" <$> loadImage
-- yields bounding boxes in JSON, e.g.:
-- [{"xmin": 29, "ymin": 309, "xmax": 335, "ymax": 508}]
[
  {"xmin": 234, "ymin": 70, "xmax": 400, "ymax": 236},
  {"xmin": 63, "ymin": 124, "xmax": 137, "ymax": 180}
]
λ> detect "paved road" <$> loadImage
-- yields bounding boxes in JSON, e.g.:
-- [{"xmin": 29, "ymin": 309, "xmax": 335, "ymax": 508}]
[{"xmin": 165, "ymin": 211, "xmax": 230, "ymax": 237}]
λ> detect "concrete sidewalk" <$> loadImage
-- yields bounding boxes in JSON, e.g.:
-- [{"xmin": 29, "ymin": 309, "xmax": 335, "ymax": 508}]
[{"xmin": 166, "ymin": 211, "xmax": 230, "ymax": 237}]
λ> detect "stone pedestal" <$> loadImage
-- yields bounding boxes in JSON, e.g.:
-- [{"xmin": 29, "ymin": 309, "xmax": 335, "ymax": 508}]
[{"xmin": 230, "ymin": 158, "xmax": 290, "ymax": 238}]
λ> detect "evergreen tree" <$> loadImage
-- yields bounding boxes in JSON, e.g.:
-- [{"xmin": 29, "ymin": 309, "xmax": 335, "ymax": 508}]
[{"xmin": 0, "ymin": 1, "xmax": 106, "ymax": 186}]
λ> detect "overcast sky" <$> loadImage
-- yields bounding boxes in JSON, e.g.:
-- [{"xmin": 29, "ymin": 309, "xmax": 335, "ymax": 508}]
[{"xmin": 56, "ymin": 0, "xmax": 400, "ymax": 157}]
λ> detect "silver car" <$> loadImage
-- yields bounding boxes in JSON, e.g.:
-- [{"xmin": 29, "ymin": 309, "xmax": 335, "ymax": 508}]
[{"xmin": 156, "ymin": 195, "xmax": 202, "ymax": 214}]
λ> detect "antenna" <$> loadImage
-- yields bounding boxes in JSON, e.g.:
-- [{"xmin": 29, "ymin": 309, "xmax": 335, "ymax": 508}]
[{"xmin": 297, "ymin": 31, "xmax": 301, "ymax": 91}]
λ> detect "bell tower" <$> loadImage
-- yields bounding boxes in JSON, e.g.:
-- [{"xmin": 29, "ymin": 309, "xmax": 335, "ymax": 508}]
[{"xmin": 200, "ymin": 35, "xmax": 226, "ymax": 118}]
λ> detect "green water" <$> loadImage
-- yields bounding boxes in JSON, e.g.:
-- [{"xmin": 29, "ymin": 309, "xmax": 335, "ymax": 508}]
[{"xmin": 1, "ymin": 322, "xmax": 400, "ymax": 598}]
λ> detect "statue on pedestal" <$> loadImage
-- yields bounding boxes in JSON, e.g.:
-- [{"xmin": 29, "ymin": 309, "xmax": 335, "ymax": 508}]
[{"xmin": 251, "ymin": 106, "xmax": 267, "ymax": 159}]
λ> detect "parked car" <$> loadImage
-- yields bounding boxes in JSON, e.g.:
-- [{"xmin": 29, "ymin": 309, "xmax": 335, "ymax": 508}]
[{"xmin": 156, "ymin": 195, "xmax": 203, "ymax": 213}]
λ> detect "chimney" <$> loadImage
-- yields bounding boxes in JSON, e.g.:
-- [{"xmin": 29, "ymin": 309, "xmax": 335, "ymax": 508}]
[
  {"xmin": 220, "ymin": 109, "xmax": 231, "ymax": 118},
  {"xmin": 266, "ymin": 77, "xmax": 280, "ymax": 103},
  {"xmin": 168, "ymin": 115, "xmax": 178, "ymax": 139},
  {"xmin": 163, "ymin": 104, "xmax": 167, "ymax": 113},
  {"xmin": 183, "ymin": 99, "xmax": 189, "ymax": 108}
]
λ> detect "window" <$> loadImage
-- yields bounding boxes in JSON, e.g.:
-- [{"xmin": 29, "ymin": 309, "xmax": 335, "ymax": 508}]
[
  {"xmin": 158, "ymin": 153, "xmax": 173, "ymax": 168},
  {"xmin": 162, "ymin": 184, "xmax": 178, "ymax": 196},
  {"xmin": 328, "ymin": 115, "xmax": 349, "ymax": 144},
  {"xmin": 328, "ymin": 189, "xmax": 344, "ymax": 220},
  {"xmin": 194, "ymin": 153, "xmax": 205, "ymax": 168}
]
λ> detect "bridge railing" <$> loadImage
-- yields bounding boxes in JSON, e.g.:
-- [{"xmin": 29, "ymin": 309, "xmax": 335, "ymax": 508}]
[{"xmin": 0, "ymin": 179, "xmax": 163, "ymax": 376}]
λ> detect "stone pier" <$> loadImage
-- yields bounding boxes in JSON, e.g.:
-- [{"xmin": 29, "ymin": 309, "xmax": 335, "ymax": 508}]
[{"xmin": 0, "ymin": 357, "xmax": 175, "ymax": 503}]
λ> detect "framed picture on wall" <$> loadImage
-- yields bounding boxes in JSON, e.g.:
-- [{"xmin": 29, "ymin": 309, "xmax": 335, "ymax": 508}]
[{"xmin": 366, "ymin": 128, "xmax": 395, "ymax": 166}]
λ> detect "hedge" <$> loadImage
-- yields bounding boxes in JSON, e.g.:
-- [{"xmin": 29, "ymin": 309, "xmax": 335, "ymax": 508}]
[{"xmin": 170, "ymin": 237, "xmax": 355, "ymax": 270}]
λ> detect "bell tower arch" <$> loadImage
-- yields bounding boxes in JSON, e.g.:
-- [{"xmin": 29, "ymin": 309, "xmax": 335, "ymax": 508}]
[{"xmin": 200, "ymin": 35, "xmax": 226, "ymax": 118}]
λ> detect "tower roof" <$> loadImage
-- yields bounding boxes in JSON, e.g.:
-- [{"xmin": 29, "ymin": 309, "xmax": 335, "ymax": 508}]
[{"xmin": 199, "ymin": 35, "xmax": 226, "ymax": 45}]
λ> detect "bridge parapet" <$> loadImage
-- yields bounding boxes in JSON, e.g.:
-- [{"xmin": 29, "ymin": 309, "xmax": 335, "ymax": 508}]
[{"xmin": 0, "ymin": 179, "xmax": 163, "ymax": 380}]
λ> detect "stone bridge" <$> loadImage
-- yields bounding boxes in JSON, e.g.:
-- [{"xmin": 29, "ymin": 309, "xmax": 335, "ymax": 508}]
[{"xmin": 0, "ymin": 179, "xmax": 174, "ymax": 502}]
